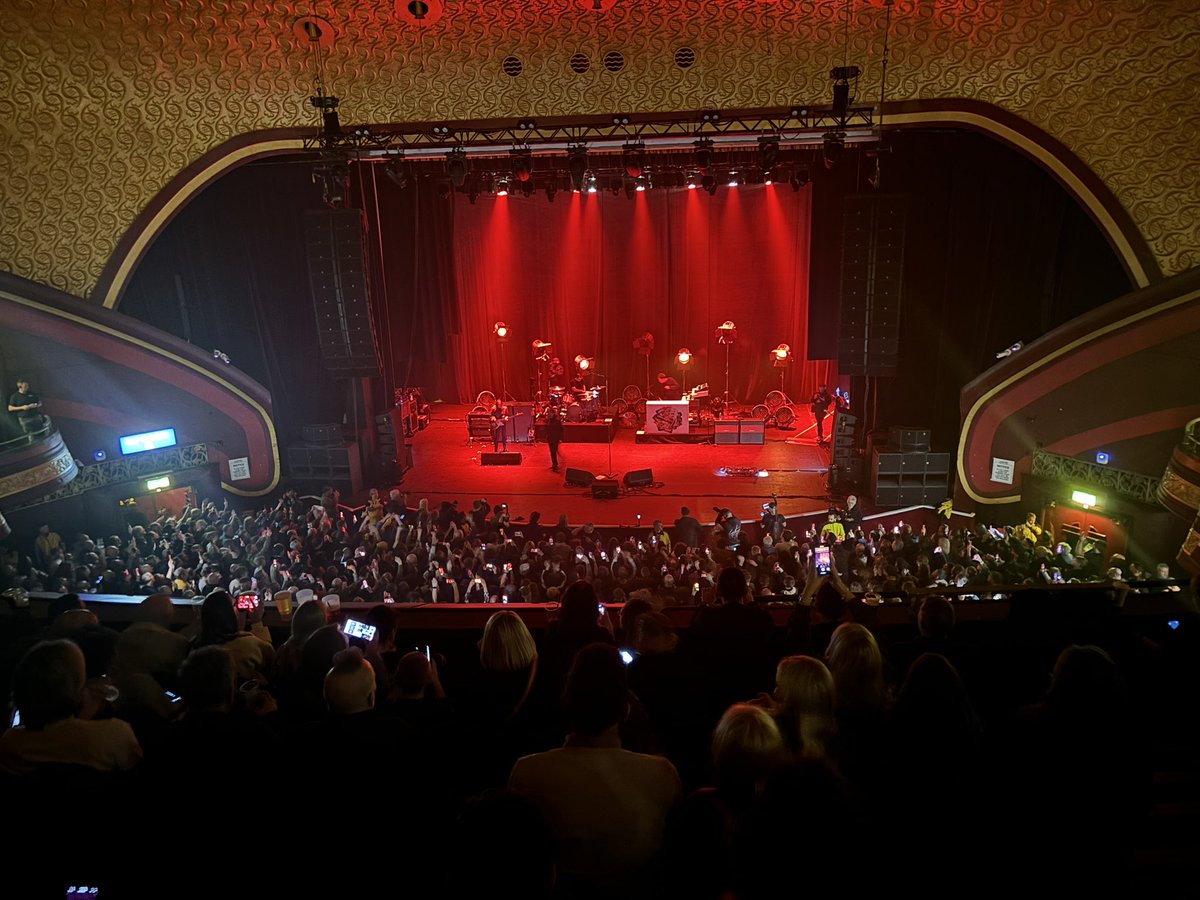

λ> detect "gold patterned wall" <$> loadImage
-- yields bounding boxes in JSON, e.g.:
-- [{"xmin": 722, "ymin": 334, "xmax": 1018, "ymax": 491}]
[{"xmin": 2, "ymin": 0, "xmax": 1199, "ymax": 300}]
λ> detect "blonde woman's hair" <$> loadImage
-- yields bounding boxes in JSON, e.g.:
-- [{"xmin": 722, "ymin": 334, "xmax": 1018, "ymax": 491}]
[
  {"xmin": 711, "ymin": 703, "xmax": 785, "ymax": 797},
  {"xmin": 774, "ymin": 655, "xmax": 838, "ymax": 764},
  {"xmin": 825, "ymin": 622, "xmax": 889, "ymax": 712},
  {"xmin": 479, "ymin": 610, "xmax": 538, "ymax": 673}
]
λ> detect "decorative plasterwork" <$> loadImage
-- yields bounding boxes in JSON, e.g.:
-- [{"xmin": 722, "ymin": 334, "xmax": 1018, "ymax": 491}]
[{"xmin": 1, "ymin": 0, "xmax": 1198, "ymax": 299}]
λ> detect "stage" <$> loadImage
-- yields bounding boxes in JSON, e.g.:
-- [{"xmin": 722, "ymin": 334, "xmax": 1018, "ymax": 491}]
[{"xmin": 399, "ymin": 404, "xmax": 834, "ymax": 527}]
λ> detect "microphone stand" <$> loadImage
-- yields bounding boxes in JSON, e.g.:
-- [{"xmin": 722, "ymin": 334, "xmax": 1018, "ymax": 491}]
[{"xmin": 594, "ymin": 371, "xmax": 617, "ymax": 479}]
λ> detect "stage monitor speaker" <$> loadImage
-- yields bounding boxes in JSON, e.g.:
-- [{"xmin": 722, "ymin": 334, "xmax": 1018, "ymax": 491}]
[
  {"xmin": 623, "ymin": 468, "xmax": 654, "ymax": 487},
  {"xmin": 591, "ymin": 476, "xmax": 620, "ymax": 499},
  {"xmin": 565, "ymin": 468, "xmax": 596, "ymax": 487},
  {"xmin": 302, "ymin": 423, "xmax": 342, "ymax": 445},
  {"xmin": 304, "ymin": 209, "xmax": 381, "ymax": 379},
  {"xmin": 481, "ymin": 451, "xmax": 522, "ymax": 466},
  {"xmin": 838, "ymin": 195, "xmax": 906, "ymax": 377}
]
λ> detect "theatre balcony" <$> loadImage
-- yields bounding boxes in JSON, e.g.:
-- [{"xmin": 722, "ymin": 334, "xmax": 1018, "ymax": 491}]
[{"xmin": 0, "ymin": 416, "xmax": 78, "ymax": 538}]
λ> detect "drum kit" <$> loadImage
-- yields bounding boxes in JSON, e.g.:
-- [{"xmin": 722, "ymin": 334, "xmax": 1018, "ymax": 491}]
[{"xmin": 551, "ymin": 385, "xmax": 604, "ymax": 423}]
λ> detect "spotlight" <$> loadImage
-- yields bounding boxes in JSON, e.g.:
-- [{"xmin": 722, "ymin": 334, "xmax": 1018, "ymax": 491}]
[
  {"xmin": 517, "ymin": 118, "xmax": 537, "ymax": 131},
  {"xmin": 384, "ymin": 154, "xmax": 410, "ymax": 189},
  {"xmin": 586, "ymin": 173, "xmax": 598, "ymax": 193},
  {"xmin": 686, "ymin": 172, "xmax": 700, "ymax": 190},
  {"xmin": 574, "ymin": 354, "xmax": 592, "ymax": 372},
  {"xmin": 623, "ymin": 142, "xmax": 645, "ymax": 178},
  {"xmin": 494, "ymin": 176, "xmax": 510, "ymax": 197},
  {"xmin": 693, "ymin": 138, "xmax": 714, "ymax": 173},
  {"xmin": 715, "ymin": 321, "xmax": 738, "ymax": 344},
  {"xmin": 611, "ymin": 114, "xmax": 631, "ymax": 126},
  {"xmin": 700, "ymin": 109, "xmax": 721, "ymax": 123},
  {"xmin": 634, "ymin": 176, "xmax": 648, "ymax": 192},
  {"xmin": 676, "ymin": 348, "xmax": 693, "ymax": 366},
  {"xmin": 447, "ymin": 148, "xmax": 468, "ymax": 187},
  {"xmin": 510, "ymin": 147, "xmax": 533, "ymax": 182},
  {"xmin": 822, "ymin": 132, "xmax": 844, "ymax": 170},
  {"xmin": 431, "ymin": 124, "xmax": 454, "ymax": 137},
  {"xmin": 567, "ymin": 145, "xmax": 588, "ymax": 191},
  {"xmin": 494, "ymin": 322, "xmax": 510, "ymax": 343},
  {"xmin": 771, "ymin": 343, "xmax": 792, "ymax": 367},
  {"xmin": 758, "ymin": 136, "xmax": 780, "ymax": 171},
  {"xmin": 727, "ymin": 172, "xmax": 740, "ymax": 188},
  {"xmin": 789, "ymin": 106, "xmax": 809, "ymax": 119}
]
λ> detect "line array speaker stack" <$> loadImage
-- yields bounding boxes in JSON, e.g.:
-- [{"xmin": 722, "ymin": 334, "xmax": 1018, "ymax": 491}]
[
  {"xmin": 304, "ymin": 209, "xmax": 382, "ymax": 379},
  {"xmin": 831, "ymin": 409, "xmax": 862, "ymax": 489},
  {"xmin": 839, "ymin": 194, "xmax": 906, "ymax": 377}
]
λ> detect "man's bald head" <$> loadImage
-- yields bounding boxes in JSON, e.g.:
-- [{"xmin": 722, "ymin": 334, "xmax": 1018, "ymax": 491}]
[{"xmin": 140, "ymin": 594, "xmax": 175, "ymax": 627}]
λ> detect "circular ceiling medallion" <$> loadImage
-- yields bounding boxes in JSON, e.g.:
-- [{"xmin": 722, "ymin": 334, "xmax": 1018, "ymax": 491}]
[
  {"xmin": 603, "ymin": 50, "xmax": 625, "ymax": 73},
  {"xmin": 502, "ymin": 56, "xmax": 524, "ymax": 77},
  {"xmin": 569, "ymin": 52, "xmax": 591, "ymax": 75},
  {"xmin": 394, "ymin": 0, "xmax": 445, "ymax": 26},
  {"xmin": 674, "ymin": 47, "xmax": 696, "ymax": 69},
  {"xmin": 292, "ymin": 16, "xmax": 336, "ymax": 48}
]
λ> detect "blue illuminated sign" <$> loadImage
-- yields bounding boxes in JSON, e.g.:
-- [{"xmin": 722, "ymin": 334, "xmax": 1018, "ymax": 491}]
[{"xmin": 118, "ymin": 428, "xmax": 177, "ymax": 456}]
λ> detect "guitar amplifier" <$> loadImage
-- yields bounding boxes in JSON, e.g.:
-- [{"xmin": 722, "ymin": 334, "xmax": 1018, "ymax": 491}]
[
  {"xmin": 715, "ymin": 420, "xmax": 740, "ymax": 444},
  {"xmin": 468, "ymin": 414, "xmax": 493, "ymax": 440},
  {"xmin": 739, "ymin": 420, "xmax": 765, "ymax": 445}
]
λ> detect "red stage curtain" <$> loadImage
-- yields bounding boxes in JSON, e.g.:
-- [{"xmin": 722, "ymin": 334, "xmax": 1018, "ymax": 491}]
[{"xmin": 443, "ymin": 184, "xmax": 835, "ymax": 407}]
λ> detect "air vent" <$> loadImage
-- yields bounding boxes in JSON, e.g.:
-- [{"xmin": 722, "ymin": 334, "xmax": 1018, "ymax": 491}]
[
  {"xmin": 603, "ymin": 50, "xmax": 625, "ymax": 73},
  {"xmin": 674, "ymin": 47, "xmax": 695, "ymax": 69},
  {"xmin": 502, "ymin": 56, "xmax": 524, "ymax": 77},
  {"xmin": 569, "ymin": 52, "xmax": 590, "ymax": 74}
]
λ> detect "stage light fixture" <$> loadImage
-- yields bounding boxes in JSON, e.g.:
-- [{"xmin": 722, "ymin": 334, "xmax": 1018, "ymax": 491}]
[
  {"xmin": 771, "ymin": 343, "xmax": 792, "ymax": 367},
  {"xmin": 700, "ymin": 109, "xmax": 721, "ymax": 123},
  {"xmin": 727, "ymin": 172, "xmax": 740, "ymax": 188},
  {"xmin": 517, "ymin": 118, "xmax": 537, "ymax": 131},
  {"xmin": 494, "ymin": 176, "xmax": 509, "ymax": 197},
  {"xmin": 822, "ymin": 132, "xmax": 844, "ymax": 170},
  {"xmin": 701, "ymin": 173, "xmax": 717, "ymax": 195},
  {"xmin": 494, "ymin": 322, "xmax": 510, "ymax": 343},
  {"xmin": 635, "ymin": 176, "xmax": 648, "ymax": 192},
  {"xmin": 693, "ymin": 138, "xmax": 714, "ymax": 173},
  {"xmin": 686, "ymin": 172, "xmax": 700, "ymax": 190},
  {"xmin": 623, "ymin": 142, "xmax": 645, "ymax": 178},
  {"xmin": 790, "ymin": 106, "xmax": 809, "ymax": 119},
  {"xmin": 758, "ymin": 136, "xmax": 780, "ymax": 171},
  {"xmin": 466, "ymin": 173, "xmax": 481, "ymax": 204},
  {"xmin": 385, "ymin": 154, "xmax": 410, "ymax": 189},
  {"xmin": 511, "ymin": 147, "xmax": 533, "ymax": 182},
  {"xmin": 623, "ymin": 179, "xmax": 636, "ymax": 200},
  {"xmin": 567, "ymin": 145, "xmax": 588, "ymax": 191},
  {"xmin": 545, "ymin": 178, "xmax": 558, "ymax": 202},
  {"xmin": 612, "ymin": 114, "xmax": 631, "ymax": 126},
  {"xmin": 790, "ymin": 166, "xmax": 811, "ymax": 191},
  {"xmin": 431, "ymin": 124, "xmax": 454, "ymax": 137},
  {"xmin": 715, "ymin": 321, "xmax": 738, "ymax": 344},
  {"xmin": 574, "ymin": 354, "xmax": 593, "ymax": 372},
  {"xmin": 676, "ymin": 348, "xmax": 693, "ymax": 366},
  {"xmin": 608, "ymin": 177, "xmax": 622, "ymax": 196},
  {"xmin": 519, "ymin": 178, "xmax": 535, "ymax": 197},
  {"xmin": 447, "ymin": 148, "xmax": 468, "ymax": 187},
  {"xmin": 586, "ymin": 174, "xmax": 598, "ymax": 193}
]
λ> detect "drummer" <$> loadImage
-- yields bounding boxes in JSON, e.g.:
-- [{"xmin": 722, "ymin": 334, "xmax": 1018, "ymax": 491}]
[
  {"xmin": 656, "ymin": 372, "xmax": 683, "ymax": 401},
  {"xmin": 570, "ymin": 369, "xmax": 589, "ymax": 397}
]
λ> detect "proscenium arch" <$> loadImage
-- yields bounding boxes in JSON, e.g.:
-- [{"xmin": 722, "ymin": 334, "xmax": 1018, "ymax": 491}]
[{"xmin": 93, "ymin": 100, "xmax": 1159, "ymax": 311}]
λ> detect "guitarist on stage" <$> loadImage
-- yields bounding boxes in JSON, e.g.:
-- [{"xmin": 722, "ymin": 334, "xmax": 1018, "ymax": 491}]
[{"xmin": 490, "ymin": 400, "xmax": 509, "ymax": 452}]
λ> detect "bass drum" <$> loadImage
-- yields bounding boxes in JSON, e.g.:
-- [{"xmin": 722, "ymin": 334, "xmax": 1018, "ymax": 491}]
[
  {"xmin": 564, "ymin": 403, "xmax": 585, "ymax": 423},
  {"xmin": 622, "ymin": 384, "xmax": 643, "ymax": 404}
]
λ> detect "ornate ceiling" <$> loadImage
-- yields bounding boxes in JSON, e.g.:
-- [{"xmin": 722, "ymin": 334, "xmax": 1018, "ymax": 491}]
[{"xmin": 2, "ymin": 0, "xmax": 1198, "ymax": 300}]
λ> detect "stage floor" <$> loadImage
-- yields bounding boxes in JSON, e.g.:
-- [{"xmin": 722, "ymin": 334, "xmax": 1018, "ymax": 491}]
[{"xmin": 399, "ymin": 404, "xmax": 835, "ymax": 527}]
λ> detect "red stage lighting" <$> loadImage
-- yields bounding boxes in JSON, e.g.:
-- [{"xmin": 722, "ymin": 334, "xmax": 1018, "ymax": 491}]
[
  {"xmin": 676, "ymin": 348, "xmax": 692, "ymax": 366},
  {"xmin": 494, "ymin": 322, "xmax": 510, "ymax": 342}
]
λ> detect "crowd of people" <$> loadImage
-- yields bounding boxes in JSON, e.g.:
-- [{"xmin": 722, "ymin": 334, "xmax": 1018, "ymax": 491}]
[
  {"xmin": 0, "ymin": 560, "xmax": 1193, "ymax": 897},
  {"xmin": 0, "ymin": 488, "xmax": 1179, "ymax": 611}
]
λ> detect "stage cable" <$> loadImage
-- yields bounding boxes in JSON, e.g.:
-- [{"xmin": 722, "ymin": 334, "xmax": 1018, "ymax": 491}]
[{"xmin": 369, "ymin": 162, "xmax": 396, "ymax": 401}]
